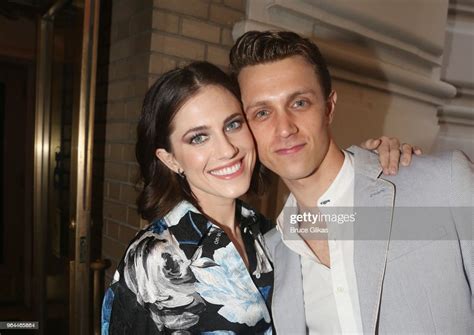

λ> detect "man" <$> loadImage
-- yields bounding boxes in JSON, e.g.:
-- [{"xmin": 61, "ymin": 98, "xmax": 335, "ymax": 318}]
[{"xmin": 229, "ymin": 31, "xmax": 473, "ymax": 334}]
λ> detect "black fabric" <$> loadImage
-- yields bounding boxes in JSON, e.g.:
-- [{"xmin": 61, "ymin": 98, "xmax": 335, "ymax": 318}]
[{"xmin": 102, "ymin": 200, "xmax": 274, "ymax": 334}]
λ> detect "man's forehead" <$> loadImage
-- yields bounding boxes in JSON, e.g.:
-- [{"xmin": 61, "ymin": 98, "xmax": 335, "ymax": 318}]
[
  {"xmin": 237, "ymin": 57, "xmax": 323, "ymax": 101},
  {"xmin": 238, "ymin": 57, "xmax": 317, "ymax": 84}
]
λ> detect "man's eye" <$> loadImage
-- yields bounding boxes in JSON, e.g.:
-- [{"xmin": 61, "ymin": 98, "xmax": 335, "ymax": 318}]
[
  {"xmin": 190, "ymin": 134, "xmax": 208, "ymax": 144},
  {"xmin": 225, "ymin": 120, "xmax": 242, "ymax": 132},
  {"xmin": 293, "ymin": 99, "xmax": 308, "ymax": 108},
  {"xmin": 255, "ymin": 110, "xmax": 269, "ymax": 119}
]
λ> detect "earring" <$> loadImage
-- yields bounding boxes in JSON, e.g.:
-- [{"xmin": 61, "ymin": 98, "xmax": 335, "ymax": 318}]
[{"xmin": 177, "ymin": 169, "xmax": 185, "ymax": 179}]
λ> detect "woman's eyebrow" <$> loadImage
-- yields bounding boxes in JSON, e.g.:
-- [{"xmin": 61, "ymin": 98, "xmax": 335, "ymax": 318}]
[
  {"xmin": 181, "ymin": 112, "xmax": 242, "ymax": 139},
  {"xmin": 182, "ymin": 125, "xmax": 209, "ymax": 139},
  {"xmin": 223, "ymin": 112, "xmax": 242, "ymax": 124}
]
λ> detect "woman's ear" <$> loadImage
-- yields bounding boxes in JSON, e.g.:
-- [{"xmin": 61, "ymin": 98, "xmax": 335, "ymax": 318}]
[{"xmin": 155, "ymin": 148, "xmax": 182, "ymax": 174}]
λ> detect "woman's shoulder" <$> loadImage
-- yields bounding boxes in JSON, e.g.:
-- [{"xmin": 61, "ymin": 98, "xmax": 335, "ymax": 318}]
[
  {"xmin": 123, "ymin": 200, "xmax": 203, "ymax": 254},
  {"xmin": 120, "ymin": 201, "xmax": 212, "ymax": 270},
  {"xmin": 112, "ymin": 215, "xmax": 197, "ymax": 300},
  {"xmin": 112, "ymin": 207, "xmax": 190, "ymax": 279},
  {"xmin": 117, "ymin": 220, "xmax": 174, "ymax": 276},
  {"xmin": 104, "ymin": 212, "xmax": 206, "ymax": 333},
  {"xmin": 118, "ymin": 218, "xmax": 171, "ymax": 260}
]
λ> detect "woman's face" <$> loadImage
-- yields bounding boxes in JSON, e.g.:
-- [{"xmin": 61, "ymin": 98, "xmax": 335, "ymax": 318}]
[{"xmin": 156, "ymin": 85, "xmax": 256, "ymax": 205}]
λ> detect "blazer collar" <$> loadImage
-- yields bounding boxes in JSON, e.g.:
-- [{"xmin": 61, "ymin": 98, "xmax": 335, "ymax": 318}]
[
  {"xmin": 346, "ymin": 145, "xmax": 384, "ymax": 180},
  {"xmin": 271, "ymin": 234, "xmax": 307, "ymax": 334},
  {"xmin": 348, "ymin": 146, "xmax": 395, "ymax": 333}
]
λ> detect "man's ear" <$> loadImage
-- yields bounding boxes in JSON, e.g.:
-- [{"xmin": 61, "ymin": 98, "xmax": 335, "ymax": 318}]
[
  {"xmin": 155, "ymin": 148, "xmax": 182, "ymax": 174},
  {"xmin": 326, "ymin": 90, "xmax": 337, "ymax": 124}
]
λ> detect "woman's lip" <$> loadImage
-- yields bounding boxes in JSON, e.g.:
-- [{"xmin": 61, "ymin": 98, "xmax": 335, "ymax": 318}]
[
  {"xmin": 208, "ymin": 158, "xmax": 245, "ymax": 180},
  {"xmin": 275, "ymin": 144, "xmax": 305, "ymax": 155}
]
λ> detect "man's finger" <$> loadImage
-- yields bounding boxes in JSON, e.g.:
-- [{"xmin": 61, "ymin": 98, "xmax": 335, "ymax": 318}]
[
  {"xmin": 377, "ymin": 136, "xmax": 391, "ymax": 174},
  {"xmin": 388, "ymin": 137, "xmax": 401, "ymax": 175},
  {"xmin": 360, "ymin": 138, "xmax": 380, "ymax": 150},
  {"xmin": 400, "ymin": 143, "xmax": 413, "ymax": 166}
]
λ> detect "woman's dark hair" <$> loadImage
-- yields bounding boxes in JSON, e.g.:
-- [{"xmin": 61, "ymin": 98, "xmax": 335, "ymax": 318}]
[{"xmin": 136, "ymin": 61, "xmax": 263, "ymax": 222}]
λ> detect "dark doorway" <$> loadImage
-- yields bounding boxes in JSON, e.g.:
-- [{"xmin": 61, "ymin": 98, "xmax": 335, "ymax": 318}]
[{"xmin": 0, "ymin": 59, "xmax": 35, "ymax": 320}]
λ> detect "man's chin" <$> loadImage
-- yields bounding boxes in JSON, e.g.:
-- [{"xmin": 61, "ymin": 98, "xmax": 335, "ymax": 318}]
[{"xmin": 276, "ymin": 169, "xmax": 315, "ymax": 182}]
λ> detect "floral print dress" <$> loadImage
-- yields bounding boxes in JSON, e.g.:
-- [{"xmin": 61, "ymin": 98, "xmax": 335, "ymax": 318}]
[{"xmin": 101, "ymin": 200, "xmax": 274, "ymax": 334}]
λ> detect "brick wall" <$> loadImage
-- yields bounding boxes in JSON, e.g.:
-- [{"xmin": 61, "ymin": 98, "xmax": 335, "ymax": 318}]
[{"xmin": 101, "ymin": 0, "xmax": 246, "ymax": 285}]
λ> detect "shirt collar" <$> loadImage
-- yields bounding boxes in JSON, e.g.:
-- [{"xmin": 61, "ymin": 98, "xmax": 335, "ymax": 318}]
[
  {"xmin": 277, "ymin": 151, "xmax": 353, "ymax": 229},
  {"xmin": 317, "ymin": 150, "xmax": 354, "ymax": 207}
]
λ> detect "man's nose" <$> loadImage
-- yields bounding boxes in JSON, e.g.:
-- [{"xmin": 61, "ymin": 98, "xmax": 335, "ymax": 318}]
[{"xmin": 275, "ymin": 112, "xmax": 298, "ymax": 138}]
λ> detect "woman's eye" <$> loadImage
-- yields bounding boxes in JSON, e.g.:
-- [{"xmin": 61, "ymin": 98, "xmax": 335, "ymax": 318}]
[
  {"xmin": 225, "ymin": 120, "xmax": 242, "ymax": 132},
  {"xmin": 190, "ymin": 134, "xmax": 208, "ymax": 144}
]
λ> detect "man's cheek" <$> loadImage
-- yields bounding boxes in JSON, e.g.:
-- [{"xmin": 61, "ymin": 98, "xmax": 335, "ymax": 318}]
[{"xmin": 255, "ymin": 145, "xmax": 267, "ymax": 159}]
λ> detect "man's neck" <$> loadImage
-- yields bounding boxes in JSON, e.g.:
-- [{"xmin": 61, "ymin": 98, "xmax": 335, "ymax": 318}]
[{"xmin": 284, "ymin": 140, "xmax": 345, "ymax": 208}]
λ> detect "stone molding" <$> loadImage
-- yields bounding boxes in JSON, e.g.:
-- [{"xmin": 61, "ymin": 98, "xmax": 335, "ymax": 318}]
[
  {"xmin": 440, "ymin": 0, "xmax": 474, "ymax": 127},
  {"xmin": 438, "ymin": 105, "xmax": 474, "ymax": 126},
  {"xmin": 234, "ymin": 0, "xmax": 456, "ymax": 106},
  {"xmin": 268, "ymin": 0, "xmax": 446, "ymax": 61},
  {"xmin": 234, "ymin": 19, "xmax": 456, "ymax": 106}
]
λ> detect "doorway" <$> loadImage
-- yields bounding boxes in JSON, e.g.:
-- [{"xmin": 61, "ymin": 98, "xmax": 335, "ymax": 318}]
[
  {"xmin": 0, "ymin": 0, "xmax": 102, "ymax": 334},
  {"xmin": 0, "ymin": 58, "xmax": 35, "ymax": 322}
]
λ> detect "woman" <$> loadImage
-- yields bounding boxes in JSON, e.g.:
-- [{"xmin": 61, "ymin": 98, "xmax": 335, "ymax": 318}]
[
  {"xmin": 101, "ymin": 61, "xmax": 413, "ymax": 334},
  {"xmin": 102, "ymin": 61, "xmax": 274, "ymax": 334}
]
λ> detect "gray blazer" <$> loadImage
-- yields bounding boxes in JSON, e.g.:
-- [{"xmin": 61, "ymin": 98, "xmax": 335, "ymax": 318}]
[{"xmin": 265, "ymin": 147, "xmax": 473, "ymax": 334}]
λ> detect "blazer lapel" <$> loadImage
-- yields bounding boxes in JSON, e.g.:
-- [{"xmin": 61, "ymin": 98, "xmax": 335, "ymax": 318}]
[
  {"xmin": 349, "ymin": 146, "xmax": 395, "ymax": 334},
  {"xmin": 272, "ymin": 238, "xmax": 307, "ymax": 334}
]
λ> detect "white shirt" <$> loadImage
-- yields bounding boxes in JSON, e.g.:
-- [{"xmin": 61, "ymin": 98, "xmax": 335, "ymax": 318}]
[{"xmin": 276, "ymin": 151, "xmax": 363, "ymax": 334}]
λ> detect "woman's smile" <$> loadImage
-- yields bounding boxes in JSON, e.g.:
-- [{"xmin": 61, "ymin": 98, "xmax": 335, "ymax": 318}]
[{"xmin": 209, "ymin": 158, "xmax": 244, "ymax": 179}]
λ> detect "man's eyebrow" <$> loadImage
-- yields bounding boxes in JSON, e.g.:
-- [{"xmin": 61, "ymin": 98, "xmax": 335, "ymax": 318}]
[
  {"xmin": 287, "ymin": 89, "xmax": 317, "ymax": 101},
  {"xmin": 245, "ymin": 89, "xmax": 318, "ymax": 112},
  {"xmin": 245, "ymin": 101, "xmax": 267, "ymax": 112}
]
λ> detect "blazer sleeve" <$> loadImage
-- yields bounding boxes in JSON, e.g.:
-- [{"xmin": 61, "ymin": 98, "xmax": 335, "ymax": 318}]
[
  {"xmin": 263, "ymin": 227, "xmax": 281, "ymax": 262},
  {"xmin": 449, "ymin": 150, "xmax": 473, "ymax": 300}
]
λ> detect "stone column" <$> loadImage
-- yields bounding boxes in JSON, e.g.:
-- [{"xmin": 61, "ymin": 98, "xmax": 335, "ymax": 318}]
[{"xmin": 433, "ymin": 0, "xmax": 474, "ymax": 159}]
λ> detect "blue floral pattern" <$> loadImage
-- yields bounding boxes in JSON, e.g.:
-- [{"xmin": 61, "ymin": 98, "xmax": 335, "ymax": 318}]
[
  {"xmin": 102, "ymin": 200, "xmax": 274, "ymax": 334},
  {"xmin": 192, "ymin": 243, "xmax": 271, "ymax": 326}
]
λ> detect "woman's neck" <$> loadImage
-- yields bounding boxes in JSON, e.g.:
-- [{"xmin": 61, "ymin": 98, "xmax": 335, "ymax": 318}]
[
  {"xmin": 196, "ymin": 196, "xmax": 238, "ymax": 233},
  {"xmin": 193, "ymin": 195, "xmax": 248, "ymax": 268}
]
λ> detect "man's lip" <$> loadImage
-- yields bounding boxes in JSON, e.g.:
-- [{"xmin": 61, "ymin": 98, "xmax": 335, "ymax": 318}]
[{"xmin": 275, "ymin": 144, "xmax": 305, "ymax": 155}]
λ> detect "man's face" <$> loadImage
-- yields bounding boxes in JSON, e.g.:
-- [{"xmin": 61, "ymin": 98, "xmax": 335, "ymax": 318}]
[{"xmin": 238, "ymin": 55, "xmax": 336, "ymax": 182}]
